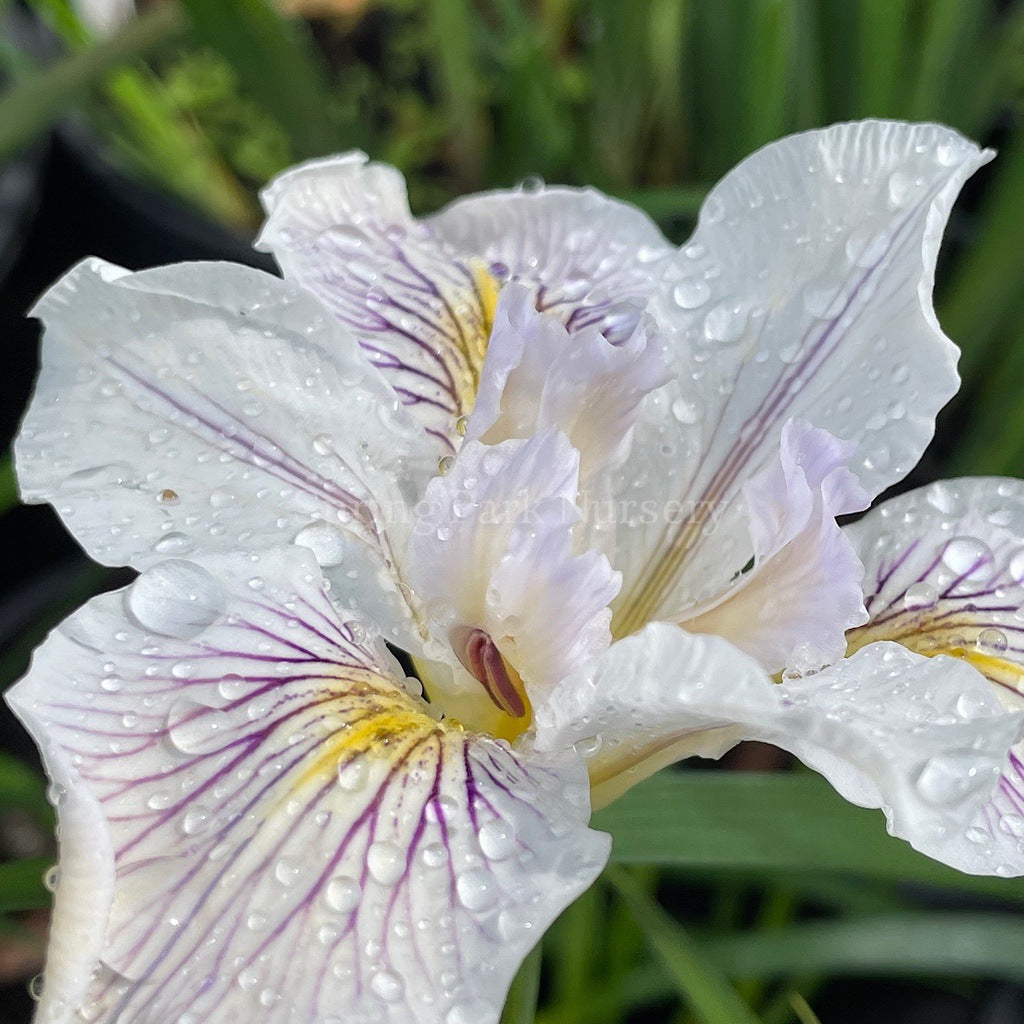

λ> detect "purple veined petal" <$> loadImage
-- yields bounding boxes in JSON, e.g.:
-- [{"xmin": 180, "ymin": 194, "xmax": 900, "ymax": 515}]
[
  {"xmin": 682, "ymin": 420, "xmax": 870, "ymax": 674},
  {"xmin": 465, "ymin": 284, "xmax": 669, "ymax": 484},
  {"xmin": 427, "ymin": 183, "xmax": 674, "ymax": 342},
  {"xmin": 16, "ymin": 259, "xmax": 434, "ymax": 643},
  {"xmin": 7, "ymin": 548, "xmax": 610, "ymax": 1024},
  {"xmin": 610, "ymin": 121, "xmax": 992, "ymax": 637},
  {"xmin": 846, "ymin": 476, "xmax": 1024, "ymax": 872},
  {"xmin": 847, "ymin": 476, "xmax": 1024, "ymax": 690},
  {"xmin": 407, "ymin": 430, "xmax": 621, "ymax": 737},
  {"xmin": 532, "ymin": 622, "xmax": 1024, "ymax": 875},
  {"xmin": 257, "ymin": 155, "xmax": 498, "ymax": 455},
  {"xmin": 258, "ymin": 156, "xmax": 676, "ymax": 455}
]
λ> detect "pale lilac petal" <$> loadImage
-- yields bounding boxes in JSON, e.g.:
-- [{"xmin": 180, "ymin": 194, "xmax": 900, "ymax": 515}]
[
  {"xmin": 7, "ymin": 549, "xmax": 609, "ymax": 1024},
  {"xmin": 428, "ymin": 185, "xmax": 673, "ymax": 342},
  {"xmin": 533, "ymin": 623, "xmax": 1024, "ymax": 873},
  {"xmin": 257, "ymin": 154, "xmax": 497, "ymax": 453},
  {"xmin": 16, "ymin": 259, "xmax": 430, "ymax": 641},
  {"xmin": 611, "ymin": 121, "xmax": 992, "ymax": 636},
  {"xmin": 407, "ymin": 432, "xmax": 620, "ymax": 732},
  {"xmin": 682, "ymin": 420, "xmax": 869, "ymax": 674},
  {"xmin": 466, "ymin": 284, "xmax": 669, "ymax": 483}
]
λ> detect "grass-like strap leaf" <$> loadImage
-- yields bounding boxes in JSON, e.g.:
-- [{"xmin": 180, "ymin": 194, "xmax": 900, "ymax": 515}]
[
  {"xmin": 597, "ymin": 770, "xmax": 1024, "ymax": 901},
  {"xmin": 606, "ymin": 865, "xmax": 764, "ymax": 1024},
  {"xmin": 0, "ymin": 3, "xmax": 187, "ymax": 160},
  {"xmin": 705, "ymin": 911, "xmax": 1024, "ymax": 982},
  {"xmin": 0, "ymin": 857, "xmax": 52, "ymax": 914}
]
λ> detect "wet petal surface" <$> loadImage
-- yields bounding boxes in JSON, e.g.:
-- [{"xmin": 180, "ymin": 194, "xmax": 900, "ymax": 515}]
[
  {"xmin": 8, "ymin": 549, "xmax": 609, "ymax": 1024},
  {"xmin": 611, "ymin": 121, "xmax": 991, "ymax": 635}
]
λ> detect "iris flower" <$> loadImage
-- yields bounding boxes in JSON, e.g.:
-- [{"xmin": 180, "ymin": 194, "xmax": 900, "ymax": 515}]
[{"xmin": 11, "ymin": 120, "xmax": 1024, "ymax": 1024}]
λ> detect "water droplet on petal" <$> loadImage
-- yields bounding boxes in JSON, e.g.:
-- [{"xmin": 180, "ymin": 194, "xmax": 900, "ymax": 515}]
[
  {"xmin": 703, "ymin": 301, "xmax": 747, "ymax": 344},
  {"xmin": 456, "ymin": 869, "xmax": 498, "ymax": 911},
  {"xmin": 478, "ymin": 821, "xmax": 517, "ymax": 861},
  {"xmin": 941, "ymin": 536, "xmax": 992, "ymax": 579},
  {"xmin": 336, "ymin": 756, "xmax": 369, "ymax": 792},
  {"xmin": 294, "ymin": 521, "xmax": 346, "ymax": 567},
  {"xmin": 167, "ymin": 699, "xmax": 225, "ymax": 755},
  {"xmin": 127, "ymin": 561, "xmax": 226, "ymax": 639},
  {"xmin": 421, "ymin": 843, "xmax": 448, "ymax": 868},
  {"xmin": 152, "ymin": 532, "xmax": 195, "ymax": 556},
  {"xmin": 845, "ymin": 225, "xmax": 891, "ymax": 268},
  {"xmin": 903, "ymin": 582, "xmax": 938, "ymax": 611},
  {"xmin": 367, "ymin": 842, "xmax": 405, "ymax": 886},
  {"xmin": 916, "ymin": 752, "xmax": 997, "ymax": 806},
  {"xmin": 977, "ymin": 628, "xmax": 1008, "ymax": 655},
  {"xmin": 325, "ymin": 876, "xmax": 361, "ymax": 913},
  {"xmin": 672, "ymin": 278, "xmax": 710, "ymax": 309},
  {"xmin": 274, "ymin": 858, "xmax": 300, "ymax": 887},
  {"xmin": 180, "ymin": 804, "xmax": 212, "ymax": 836},
  {"xmin": 447, "ymin": 1000, "xmax": 495, "ymax": 1024},
  {"xmin": 671, "ymin": 396, "xmax": 702, "ymax": 425},
  {"xmin": 371, "ymin": 970, "xmax": 405, "ymax": 1003}
]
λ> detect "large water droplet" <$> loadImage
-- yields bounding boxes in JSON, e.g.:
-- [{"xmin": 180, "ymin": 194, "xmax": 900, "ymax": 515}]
[
  {"xmin": 844, "ymin": 225, "xmax": 891, "ymax": 268},
  {"xmin": 941, "ymin": 537, "xmax": 992, "ymax": 579},
  {"xmin": 703, "ymin": 301, "xmax": 747, "ymax": 344},
  {"xmin": 478, "ymin": 821, "xmax": 517, "ymax": 861},
  {"xmin": 670, "ymin": 396, "xmax": 702, "ymax": 425},
  {"xmin": 294, "ymin": 521, "xmax": 346, "ymax": 567},
  {"xmin": 337, "ymin": 756, "xmax": 369, "ymax": 792},
  {"xmin": 180, "ymin": 805, "xmax": 212, "ymax": 836},
  {"xmin": 371, "ymin": 970, "xmax": 405, "ymax": 1003},
  {"xmin": 325, "ymin": 875, "xmax": 361, "ymax": 913},
  {"xmin": 274, "ymin": 858, "xmax": 300, "ymax": 887},
  {"xmin": 672, "ymin": 278, "xmax": 711, "ymax": 310},
  {"xmin": 167, "ymin": 699, "xmax": 225, "ymax": 755},
  {"xmin": 456, "ymin": 869, "xmax": 498, "ymax": 911},
  {"xmin": 903, "ymin": 582, "xmax": 938, "ymax": 611},
  {"xmin": 127, "ymin": 561, "xmax": 226, "ymax": 639},
  {"xmin": 916, "ymin": 752, "xmax": 997, "ymax": 806},
  {"xmin": 447, "ymin": 1000, "xmax": 495, "ymax": 1024},
  {"xmin": 977, "ymin": 627, "xmax": 1008, "ymax": 655},
  {"xmin": 367, "ymin": 842, "xmax": 405, "ymax": 885}
]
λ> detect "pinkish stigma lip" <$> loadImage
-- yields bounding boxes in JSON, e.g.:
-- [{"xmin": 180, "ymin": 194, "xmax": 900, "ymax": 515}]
[{"xmin": 450, "ymin": 626, "xmax": 528, "ymax": 719}]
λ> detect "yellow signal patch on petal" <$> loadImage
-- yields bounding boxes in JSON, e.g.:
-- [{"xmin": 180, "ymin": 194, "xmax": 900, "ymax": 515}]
[{"xmin": 290, "ymin": 685, "xmax": 445, "ymax": 794}]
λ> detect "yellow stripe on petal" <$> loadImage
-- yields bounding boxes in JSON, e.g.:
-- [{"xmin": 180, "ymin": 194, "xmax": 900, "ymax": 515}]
[
  {"xmin": 848, "ymin": 621, "xmax": 1024, "ymax": 696},
  {"xmin": 290, "ymin": 693, "xmax": 444, "ymax": 794}
]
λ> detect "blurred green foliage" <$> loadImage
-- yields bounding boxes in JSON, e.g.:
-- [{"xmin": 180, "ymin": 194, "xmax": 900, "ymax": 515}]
[{"xmin": 4, "ymin": 1, "xmax": 1024, "ymax": 1022}]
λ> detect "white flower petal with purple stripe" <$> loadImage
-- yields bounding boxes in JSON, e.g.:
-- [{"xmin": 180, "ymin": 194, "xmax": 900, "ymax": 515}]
[
  {"xmin": 8, "ymin": 549, "xmax": 608, "ymax": 1024},
  {"xmin": 13, "ymin": 118, "xmax": 1024, "ymax": 1024}
]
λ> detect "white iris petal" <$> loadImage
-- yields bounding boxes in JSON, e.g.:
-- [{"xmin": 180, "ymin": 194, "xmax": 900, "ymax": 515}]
[{"xmin": 13, "ymin": 119, "xmax": 1024, "ymax": 1024}]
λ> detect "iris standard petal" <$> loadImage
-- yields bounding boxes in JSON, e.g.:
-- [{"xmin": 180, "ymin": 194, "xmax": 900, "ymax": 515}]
[
  {"xmin": 7, "ymin": 548, "xmax": 609, "ymax": 1024},
  {"xmin": 683, "ymin": 420, "xmax": 870, "ymax": 673},
  {"xmin": 428, "ymin": 184, "xmax": 673, "ymax": 342},
  {"xmin": 533, "ymin": 623, "xmax": 1024, "ymax": 876},
  {"xmin": 16, "ymin": 259, "xmax": 431, "ymax": 640},
  {"xmin": 257, "ymin": 154, "xmax": 499, "ymax": 454},
  {"xmin": 612, "ymin": 121, "xmax": 992, "ymax": 636},
  {"xmin": 465, "ymin": 283, "xmax": 669, "ymax": 483}
]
